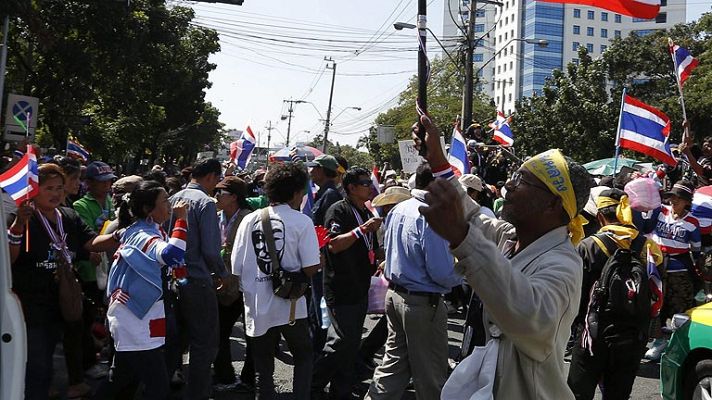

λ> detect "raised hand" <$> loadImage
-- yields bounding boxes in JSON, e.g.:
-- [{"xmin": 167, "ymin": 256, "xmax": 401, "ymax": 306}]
[{"xmin": 418, "ymin": 179, "xmax": 468, "ymax": 247}]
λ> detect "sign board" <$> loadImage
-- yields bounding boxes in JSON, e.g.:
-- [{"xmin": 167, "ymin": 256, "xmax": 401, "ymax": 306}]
[
  {"xmin": 4, "ymin": 94, "xmax": 39, "ymax": 142},
  {"xmin": 376, "ymin": 125, "xmax": 395, "ymax": 144},
  {"xmin": 197, "ymin": 151, "xmax": 215, "ymax": 160},
  {"xmin": 397, "ymin": 138, "xmax": 447, "ymax": 174}
]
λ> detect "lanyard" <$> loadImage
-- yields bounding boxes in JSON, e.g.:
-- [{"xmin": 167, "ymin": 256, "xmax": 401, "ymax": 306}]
[
  {"xmin": 350, "ymin": 205, "xmax": 373, "ymax": 251},
  {"xmin": 36, "ymin": 209, "xmax": 72, "ymax": 264},
  {"xmin": 220, "ymin": 210, "xmax": 241, "ymax": 245}
]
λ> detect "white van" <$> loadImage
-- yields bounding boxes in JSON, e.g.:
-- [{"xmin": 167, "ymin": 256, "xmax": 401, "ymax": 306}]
[{"xmin": 0, "ymin": 201, "xmax": 26, "ymax": 399}]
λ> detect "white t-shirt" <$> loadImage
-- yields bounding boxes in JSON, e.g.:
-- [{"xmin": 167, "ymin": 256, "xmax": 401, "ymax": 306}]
[{"xmin": 232, "ymin": 204, "xmax": 320, "ymax": 337}]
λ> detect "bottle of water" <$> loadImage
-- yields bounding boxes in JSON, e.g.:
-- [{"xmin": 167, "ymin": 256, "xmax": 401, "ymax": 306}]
[{"xmin": 320, "ymin": 297, "xmax": 331, "ymax": 329}]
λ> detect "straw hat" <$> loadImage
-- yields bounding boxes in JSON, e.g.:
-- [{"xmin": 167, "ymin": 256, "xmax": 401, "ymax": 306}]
[{"xmin": 372, "ymin": 186, "xmax": 411, "ymax": 207}]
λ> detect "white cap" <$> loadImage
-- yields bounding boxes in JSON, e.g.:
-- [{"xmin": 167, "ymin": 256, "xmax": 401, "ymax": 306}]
[{"xmin": 459, "ymin": 174, "xmax": 484, "ymax": 192}]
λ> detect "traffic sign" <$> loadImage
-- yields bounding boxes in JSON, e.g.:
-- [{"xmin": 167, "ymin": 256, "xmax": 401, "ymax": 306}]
[{"xmin": 4, "ymin": 94, "xmax": 39, "ymax": 141}]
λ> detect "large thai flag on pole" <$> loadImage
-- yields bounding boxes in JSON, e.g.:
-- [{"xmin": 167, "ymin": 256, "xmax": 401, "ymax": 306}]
[
  {"xmin": 229, "ymin": 126, "xmax": 256, "ymax": 170},
  {"xmin": 537, "ymin": 0, "xmax": 660, "ymax": 19},
  {"xmin": 691, "ymin": 186, "xmax": 712, "ymax": 235},
  {"xmin": 617, "ymin": 95, "xmax": 676, "ymax": 166},
  {"xmin": 447, "ymin": 126, "xmax": 470, "ymax": 177},
  {"xmin": 669, "ymin": 41, "xmax": 699, "ymax": 87},
  {"xmin": 0, "ymin": 145, "xmax": 40, "ymax": 205},
  {"xmin": 489, "ymin": 111, "xmax": 514, "ymax": 147},
  {"xmin": 647, "ymin": 245, "xmax": 663, "ymax": 318}
]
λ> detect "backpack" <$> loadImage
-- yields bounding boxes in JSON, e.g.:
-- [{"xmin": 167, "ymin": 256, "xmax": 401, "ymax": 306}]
[{"xmin": 584, "ymin": 234, "xmax": 651, "ymax": 342}]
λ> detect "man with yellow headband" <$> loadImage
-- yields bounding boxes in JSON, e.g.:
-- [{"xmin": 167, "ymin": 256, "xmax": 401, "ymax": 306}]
[
  {"xmin": 414, "ymin": 115, "xmax": 590, "ymax": 400},
  {"xmin": 567, "ymin": 188, "xmax": 663, "ymax": 400}
]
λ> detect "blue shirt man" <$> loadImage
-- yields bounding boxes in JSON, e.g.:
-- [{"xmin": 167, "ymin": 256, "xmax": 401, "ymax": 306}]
[{"xmin": 366, "ymin": 164, "xmax": 461, "ymax": 400}]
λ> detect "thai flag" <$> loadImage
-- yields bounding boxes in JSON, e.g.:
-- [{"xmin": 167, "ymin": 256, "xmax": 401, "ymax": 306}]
[
  {"xmin": 617, "ymin": 95, "xmax": 676, "ymax": 166},
  {"xmin": 229, "ymin": 126, "xmax": 256, "ymax": 170},
  {"xmin": 489, "ymin": 111, "xmax": 514, "ymax": 147},
  {"xmin": 692, "ymin": 186, "xmax": 712, "ymax": 235},
  {"xmin": 647, "ymin": 245, "xmax": 663, "ymax": 318},
  {"xmin": 669, "ymin": 41, "xmax": 699, "ymax": 86},
  {"xmin": 447, "ymin": 126, "xmax": 470, "ymax": 177},
  {"xmin": 0, "ymin": 145, "xmax": 40, "ymax": 205},
  {"xmin": 301, "ymin": 180, "xmax": 316, "ymax": 218},
  {"xmin": 371, "ymin": 165, "xmax": 381, "ymax": 194},
  {"xmin": 67, "ymin": 139, "xmax": 90, "ymax": 162},
  {"xmin": 537, "ymin": 0, "xmax": 660, "ymax": 19}
]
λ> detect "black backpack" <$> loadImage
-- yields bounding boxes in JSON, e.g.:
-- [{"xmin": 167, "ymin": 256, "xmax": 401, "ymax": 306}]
[{"xmin": 584, "ymin": 234, "xmax": 651, "ymax": 340}]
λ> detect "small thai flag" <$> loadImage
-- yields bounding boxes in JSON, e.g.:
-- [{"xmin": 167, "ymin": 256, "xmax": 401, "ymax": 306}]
[
  {"xmin": 230, "ymin": 126, "xmax": 256, "ymax": 170},
  {"xmin": 617, "ymin": 95, "xmax": 676, "ymax": 166},
  {"xmin": 0, "ymin": 145, "xmax": 40, "ymax": 205},
  {"xmin": 67, "ymin": 139, "xmax": 90, "ymax": 162},
  {"xmin": 447, "ymin": 126, "xmax": 470, "ymax": 177},
  {"xmin": 647, "ymin": 245, "xmax": 663, "ymax": 318},
  {"xmin": 692, "ymin": 186, "xmax": 712, "ymax": 235},
  {"xmin": 489, "ymin": 111, "xmax": 514, "ymax": 147},
  {"xmin": 669, "ymin": 40, "xmax": 699, "ymax": 86},
  {"xmin": 371, "ymin": 166, "xmax": 381, "ymax": 194},
  {"xmin": 301, "ymin": 180, "xmax": 316, "ymax": 219}
]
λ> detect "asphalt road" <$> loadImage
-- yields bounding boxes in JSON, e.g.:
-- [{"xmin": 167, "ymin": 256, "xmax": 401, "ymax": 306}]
[{"xmin": 51, "ymin": 312, "xmax": 663, "ymax": 399}]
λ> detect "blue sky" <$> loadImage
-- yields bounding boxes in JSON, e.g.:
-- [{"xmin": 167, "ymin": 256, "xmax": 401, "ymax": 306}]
[{"xmin": 185, "ymin": 0, "xmax": 710, "ymax": 149}]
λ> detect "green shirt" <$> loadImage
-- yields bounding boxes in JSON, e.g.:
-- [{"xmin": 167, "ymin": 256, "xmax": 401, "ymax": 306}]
[
  {"xmin": 73, "ymin": 194, "xmax": 115, "ymax": 282},
  {"xmin": 246, "ymin": 195, "xmax": 269, "ymax": 210}
]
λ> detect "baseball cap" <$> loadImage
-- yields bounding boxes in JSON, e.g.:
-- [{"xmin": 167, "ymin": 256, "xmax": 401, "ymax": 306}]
[
  {"xmin": 459, "ymin": 174, "xmax": 484, "ymax": 192},
  {"xmin": 216, "ymin": 176, "xmax": 248, "ymax": 198},
  {"xmin": 306, "ymin": 155, "xmax": 339, "ymax": 172},
  {"xmin": 86, "ymin": 161, "xmax": 116, "ymax": 181}
]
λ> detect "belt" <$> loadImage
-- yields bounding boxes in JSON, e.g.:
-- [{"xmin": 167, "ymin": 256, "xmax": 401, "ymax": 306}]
[{"xmin": 388, "ymin": 282, "xmax": 440, "ymax": 298}]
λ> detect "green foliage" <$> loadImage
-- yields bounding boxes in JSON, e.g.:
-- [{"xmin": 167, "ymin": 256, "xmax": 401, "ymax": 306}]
[
  {"xmin": 308, "ymin": 134, "xmax": 374, "ymax": 169},
  {"xmin": 513, "ymin": 48, "xmax": 617, "ymax": 162},
  {"xmin": 364, "ymin": 57, "xmax": 495, "ymax": 169},
  {"xmin": 3, "ymin": 0, "xmax": 221, "ymax": 168}
]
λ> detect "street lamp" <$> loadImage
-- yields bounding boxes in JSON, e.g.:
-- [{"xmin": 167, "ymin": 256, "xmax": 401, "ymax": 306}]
[
  {"xmin": 393, "ymin": 22, "xmax": 462, "ymax": 72},
  {"xmin": 475, "ymin": 37, "xmax": 549, "ymax": 78},
  {"xmin": 330, "ymin": 106, "xmax": 361, "ymax": 123}
]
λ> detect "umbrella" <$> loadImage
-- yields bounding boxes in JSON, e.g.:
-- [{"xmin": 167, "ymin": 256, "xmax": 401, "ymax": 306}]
[
  {"xmin": 269, "ymin": 146, "xmax": 323, "ymax": 163},
  {"xmin": 583, "ymin": 157, "xmax": 642, "ymax": 176}
]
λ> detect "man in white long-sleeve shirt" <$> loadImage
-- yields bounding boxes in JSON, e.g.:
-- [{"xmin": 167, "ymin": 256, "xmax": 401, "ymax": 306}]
[{"xmin": 414, "ymin": 115, "xmax": 591, "ymax": 400}]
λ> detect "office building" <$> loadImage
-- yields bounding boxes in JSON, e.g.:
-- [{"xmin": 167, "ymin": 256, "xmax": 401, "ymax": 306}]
[{"xmin": 443, "ymin": 0, "xmax": 686, "ymax": 115}]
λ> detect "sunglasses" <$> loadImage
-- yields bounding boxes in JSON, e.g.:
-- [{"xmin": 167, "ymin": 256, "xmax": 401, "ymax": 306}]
[
  {"xmin": 215, "ymin": 190, "xmax": 232, "ymax": 196},
  {"xmin": 355, "ymin": 179, "xmax": 373, "ymax": 187},
  {"xmin": 508, "ymin": 171, "xmax": 550, "ymax": 193}
]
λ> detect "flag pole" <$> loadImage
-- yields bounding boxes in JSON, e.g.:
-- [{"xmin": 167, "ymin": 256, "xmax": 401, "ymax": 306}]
[
  {"xmin": 25, "ymin": 111, "xmax": 31, "ymax": 252},
  {"xmin": 668, "ymin": 38, "xmax": 689, "ymax": 143},
  {"xmin": 612, "ymin": 88, "xmax": 627, "ymax": 178}
]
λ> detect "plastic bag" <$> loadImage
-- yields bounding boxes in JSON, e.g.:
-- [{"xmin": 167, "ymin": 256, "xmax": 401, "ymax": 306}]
[
  {"xmin": 367, "ymin": 273, "xmax": 388, "ymax": 314},
  {"xmin": 96, "ymin": 253, "xmax": 109, "ymax": 291},
  {"xmin": 624, "ymin": 177, "xmax": 661, "ymax": 212}
]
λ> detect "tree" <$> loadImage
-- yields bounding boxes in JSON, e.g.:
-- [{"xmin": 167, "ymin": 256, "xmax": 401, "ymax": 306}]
[
  {"xmin": 513, "ymin": 47, "xmax": 617, "ymax": 162},
  {"xmin": 3, "ymin": 0, "xmax": 222, "ymax": 168},
  {"xmin": 365, "ymin": 57, "xmax": 495, "ymax": 169}
]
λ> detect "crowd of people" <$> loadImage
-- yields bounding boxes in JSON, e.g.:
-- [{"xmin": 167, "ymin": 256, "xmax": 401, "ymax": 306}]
[{"xmin": 5, "ymin": 116, "xmax": 712, "ymax": 400}]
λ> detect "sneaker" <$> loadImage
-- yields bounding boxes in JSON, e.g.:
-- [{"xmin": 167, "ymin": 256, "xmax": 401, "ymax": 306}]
[
  {"xmin": 84, "ymin": 363, "xmax": 108, "ymax": 379},
  {"xmin": 644, "ymin": 338, "xmax": 668, "ymax": 361}
]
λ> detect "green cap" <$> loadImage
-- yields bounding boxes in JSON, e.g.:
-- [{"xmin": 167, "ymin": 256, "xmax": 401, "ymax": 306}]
[{"xmin": 307, "ymin": 154, "xmax": 339, "ymax": 172}]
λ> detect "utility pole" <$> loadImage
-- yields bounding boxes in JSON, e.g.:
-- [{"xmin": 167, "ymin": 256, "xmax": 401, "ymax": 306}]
[
  {"xmin": 282, "ymin": 99, "xmax": 304, "ymax": 147},
  {"xmin": 322, "ymin": 57, "xmax": 337, "ymax": 153},
  {"xmin": 462, "ymin": 0, "xmax": 476, "ymax": 132},
  {"xmin": 0, "ymin": 16, "xmax": 9, "ymax": 118},
  {"xmin": 265, "ymin": 120, "xmax": 275, "ymax": 157},
  {"xmin": 416, "ymin": 0, "xmax": 428, "ymax": 156}
]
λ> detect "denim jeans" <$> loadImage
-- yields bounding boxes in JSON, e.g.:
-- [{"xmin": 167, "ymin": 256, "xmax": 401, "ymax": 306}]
[
  {"xmin": 25, "ymin": 321, "xmax": 62, "ymax": 400},
  {"xmin": 252, "ymin": 318, "xmax": 313, "ymax": 400}
]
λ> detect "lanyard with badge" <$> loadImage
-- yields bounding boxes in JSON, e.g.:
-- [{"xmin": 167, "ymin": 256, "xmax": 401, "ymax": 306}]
[
  {"xmin": 350, "ymin": 206, "xmax": 375, "ymax": 266},
  {"xmin": 36, "ymin": 209, "xmax": 73, "ymax": 264}
]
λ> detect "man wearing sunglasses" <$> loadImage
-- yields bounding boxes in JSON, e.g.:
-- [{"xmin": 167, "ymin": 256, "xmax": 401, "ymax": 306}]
[
  {"xmin": 415, "ymin": 115, "xmax": 590, "ymax": 400},
  {"xmin": 312, "ymin": 167, "xmax": 383, "ymax": 399}
]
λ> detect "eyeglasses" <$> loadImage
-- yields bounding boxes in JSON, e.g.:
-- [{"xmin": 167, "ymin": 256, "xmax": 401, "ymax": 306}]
[{"xmin": 508, "ymin": 171, "xmax": 550, "ymax": 193}]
